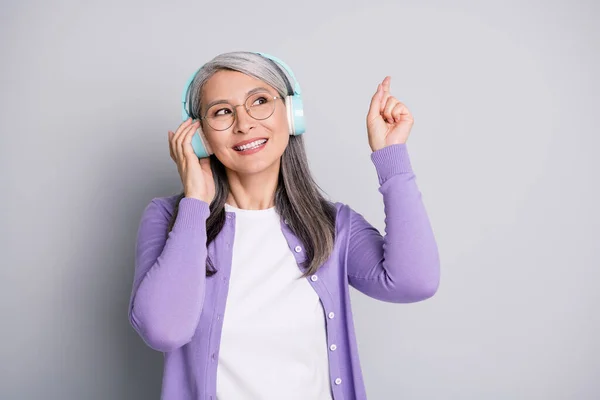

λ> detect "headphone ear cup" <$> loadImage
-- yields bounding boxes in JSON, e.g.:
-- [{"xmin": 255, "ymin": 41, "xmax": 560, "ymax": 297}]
[
  {"xmin": 284, "ymin": 96, "xmax": 294, "ymax": 135},
  {"xmin": 191, "ymin": 124, "xmax": 213, "ymax": 159},
  {"xmin": 285, "ymin": 94, "xmax": 305, "ymax": 136}
]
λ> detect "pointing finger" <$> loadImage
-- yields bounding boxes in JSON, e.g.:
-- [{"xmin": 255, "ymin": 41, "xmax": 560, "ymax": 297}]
[{"xmin": 382, "ymin": 76, "xmax": 391, "ymax": 92}]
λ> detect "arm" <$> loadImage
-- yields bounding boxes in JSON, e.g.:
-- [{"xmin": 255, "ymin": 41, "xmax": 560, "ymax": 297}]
[
  {"xmin": 128, "ymin": 197, "xmax": 210, "ymax": 351},
  {"xmin": 347, "ymin": 143, "xmax": 440, "ymax": 303}
]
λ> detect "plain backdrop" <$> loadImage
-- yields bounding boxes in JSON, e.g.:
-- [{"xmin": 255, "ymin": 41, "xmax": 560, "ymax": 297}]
[{"xmin": 1, "ymin": 0, "xmax": 598, "ymax": 399}]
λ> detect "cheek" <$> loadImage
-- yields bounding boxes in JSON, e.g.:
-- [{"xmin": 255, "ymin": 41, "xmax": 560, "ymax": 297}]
[
  {"xmin": 202, "ymin": 125, "xmax": 225, "ymax": 148},
  {"xmin": 270, "ymin": 107, "xmax": 290, "ymax": 136}
]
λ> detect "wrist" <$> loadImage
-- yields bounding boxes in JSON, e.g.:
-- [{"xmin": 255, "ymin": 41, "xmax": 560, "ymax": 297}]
[{"xmin": 185, "ymin": 193, "xmax": 210, "ymax": 204}]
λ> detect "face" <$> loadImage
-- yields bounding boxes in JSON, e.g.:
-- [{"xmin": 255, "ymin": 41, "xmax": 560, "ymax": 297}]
[{"xmin": 199, "ymin": 70, "xmax": 290, "ymax": 176}]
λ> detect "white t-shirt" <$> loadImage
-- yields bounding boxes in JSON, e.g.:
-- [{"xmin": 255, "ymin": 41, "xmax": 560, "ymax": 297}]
[{"xmin": 216, "ymin": 203, "xmax": 333, "ymax": 400}]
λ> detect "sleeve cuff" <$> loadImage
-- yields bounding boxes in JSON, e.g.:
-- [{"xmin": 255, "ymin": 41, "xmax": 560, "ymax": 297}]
[
  {"xmin": 172, "ymin": 197, "xmax": 211, "ymax": 231},
  {"xmin": 370, "ymin": 143, "xmax": 414, "ymax": 185}
]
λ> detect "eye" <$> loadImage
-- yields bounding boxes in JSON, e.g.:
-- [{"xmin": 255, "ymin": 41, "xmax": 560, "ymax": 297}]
[
  {"xmin": 213, "ymin": 107, "xmax": 232, "ymax": 116},
  {"xmin": 252, "ymin": 96, "xmax": 268, "ymax": 106}
]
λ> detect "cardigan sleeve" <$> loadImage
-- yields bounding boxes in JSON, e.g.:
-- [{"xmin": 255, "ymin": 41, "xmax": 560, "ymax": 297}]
[
  {"xmin": 128, "ymin": 197, "xmax": 210, "ymax": 352},
  {"xmin": 346, "ymin": 143, "xmax": 440, "ymax": 303}
]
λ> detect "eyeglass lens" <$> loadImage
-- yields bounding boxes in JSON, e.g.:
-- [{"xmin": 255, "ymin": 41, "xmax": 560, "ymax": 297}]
[{"xmin": 205, "ymin": 92, "xmax": 277, "ymax": 131}]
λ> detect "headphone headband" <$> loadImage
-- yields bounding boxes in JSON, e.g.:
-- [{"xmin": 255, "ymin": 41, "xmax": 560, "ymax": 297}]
[{"xmin": 255, "ymin": 52, "xmax": 302, "ymax": 96}]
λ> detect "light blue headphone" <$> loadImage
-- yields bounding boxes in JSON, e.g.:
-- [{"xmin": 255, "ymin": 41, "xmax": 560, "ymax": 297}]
[{"xmin": 181, "ymin": 52, "xmax": 305, "ymax": 159}]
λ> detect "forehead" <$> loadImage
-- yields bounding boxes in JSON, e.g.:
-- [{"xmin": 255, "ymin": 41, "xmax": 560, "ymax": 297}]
[{"xmin": 201, "ymin": 70, "xmax": 275, "ymax": 101}]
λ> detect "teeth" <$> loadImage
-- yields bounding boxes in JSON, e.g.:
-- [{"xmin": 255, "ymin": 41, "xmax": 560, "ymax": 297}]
[{"xmin": 235, "ymin": 139, "xmax": 267, "ymax": 151}]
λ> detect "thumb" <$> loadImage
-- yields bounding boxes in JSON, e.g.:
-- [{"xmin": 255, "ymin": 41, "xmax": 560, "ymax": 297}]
[{"xmin": 367, "ymin": 84, "xmax": 384, "ymax": 122}]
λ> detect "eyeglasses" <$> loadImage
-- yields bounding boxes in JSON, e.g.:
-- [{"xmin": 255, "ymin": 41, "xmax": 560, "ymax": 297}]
[{"xmin": 200, "ymin": 92, "xmax": 283, "ymax": 131}]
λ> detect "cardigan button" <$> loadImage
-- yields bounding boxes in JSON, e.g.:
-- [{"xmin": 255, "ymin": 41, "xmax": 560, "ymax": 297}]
[{"xmin": 335, "ymin": 378, "xmax": 342, "ymax": 385}]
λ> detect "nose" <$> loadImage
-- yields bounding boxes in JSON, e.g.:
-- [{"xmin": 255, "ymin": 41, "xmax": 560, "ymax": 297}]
[{"xmin": 233, "ymin": 105, "xmax": 255, "ymax": 133}]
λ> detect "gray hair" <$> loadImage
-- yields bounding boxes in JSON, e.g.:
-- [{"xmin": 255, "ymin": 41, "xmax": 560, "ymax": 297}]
[
  {"xmin": 168, "ymin": 51, "xmax": 336, "ymax": 278},
  {"xmin": 185, "ymin": 51, "xmax": 293, "ymax": 119}
]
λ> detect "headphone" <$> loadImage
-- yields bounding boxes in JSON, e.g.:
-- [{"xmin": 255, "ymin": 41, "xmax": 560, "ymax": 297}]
[{"xmin": 181, "ymin": 52, "xmax": 305, "ymax": 159}]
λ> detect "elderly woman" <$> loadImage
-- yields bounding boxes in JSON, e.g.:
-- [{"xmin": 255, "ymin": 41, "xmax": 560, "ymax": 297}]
[{"xmin": 128, "ymin": 51, "xmax": 440, "ymax": 400}]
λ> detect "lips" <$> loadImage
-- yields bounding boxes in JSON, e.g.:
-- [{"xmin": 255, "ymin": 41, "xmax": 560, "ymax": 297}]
[
  {"xmin": 232, "ymin": 137, "xmax": 269, "ymax": 148},
  {"xmin": 233, "ymin": 139, "xmax": 267, "ymax": 154}
]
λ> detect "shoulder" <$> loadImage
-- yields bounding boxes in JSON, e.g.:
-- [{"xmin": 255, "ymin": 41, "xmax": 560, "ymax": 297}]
[
  {"xmin": 141, "ymin": 192, "xmax": 185, "ymax": 220},
  {"xmin": 330, "ymin": 200, "xmax": 358, "ymax": 231},
  {"xmin": 330, "ymin": 200, "xmax": 376, "ymax": 235}
]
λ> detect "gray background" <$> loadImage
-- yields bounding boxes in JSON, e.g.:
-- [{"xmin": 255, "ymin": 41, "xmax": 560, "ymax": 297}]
[{"xmin": 1, "ymin": 0, "xmax": 598, "ymax": 399}]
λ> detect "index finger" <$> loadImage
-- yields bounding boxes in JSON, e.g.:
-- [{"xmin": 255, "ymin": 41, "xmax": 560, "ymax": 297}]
[
  {"xmin": 382, "ymin": 76, "xmax": 391, "ymax": 92},
  {"xmin": 175, "ymin": 117, "xmax": 194, "ymax": 137}
]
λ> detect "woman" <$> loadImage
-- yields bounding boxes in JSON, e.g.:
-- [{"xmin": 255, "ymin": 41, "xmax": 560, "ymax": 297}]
[{"xmin": 128, "ymin": 51, "xmax": 440, "ymax": 400}]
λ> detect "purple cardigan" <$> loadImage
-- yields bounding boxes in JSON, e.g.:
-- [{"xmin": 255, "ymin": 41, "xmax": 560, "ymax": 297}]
[{"xmin": 128, "ymin": 143, "xmax": 440, "ymax": 399}]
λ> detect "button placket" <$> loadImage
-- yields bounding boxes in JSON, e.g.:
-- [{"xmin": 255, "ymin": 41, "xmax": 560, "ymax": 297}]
[
  {"xmin": 208, "ymin": 226, "xmax": 234, "ymax": 398},
  {"xmin": 310, "ymin": 279, "xmax": 343, "ymax": 393}
]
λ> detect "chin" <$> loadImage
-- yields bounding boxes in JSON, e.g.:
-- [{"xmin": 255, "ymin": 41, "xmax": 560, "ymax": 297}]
[
  {"xmin": 229, "ymin": 149, "xmax": 282, "ymax": 175},
  {"xmin": 234, "ymin": 158, "xmax": 279, "ymax": 175}
]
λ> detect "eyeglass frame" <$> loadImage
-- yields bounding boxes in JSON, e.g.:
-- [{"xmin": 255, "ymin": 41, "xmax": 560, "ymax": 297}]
[{"xmin": 198, "ymin": 93, "xmax": 284, "ymax": 131}]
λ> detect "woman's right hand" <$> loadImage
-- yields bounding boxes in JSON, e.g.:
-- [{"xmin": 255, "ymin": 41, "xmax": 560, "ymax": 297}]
[{"xmin": 168, "ymin": 118, "xmax": 216, "ymax": 204}]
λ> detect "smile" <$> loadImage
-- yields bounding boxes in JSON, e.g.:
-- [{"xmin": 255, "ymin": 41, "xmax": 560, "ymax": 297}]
[{"xmin": 233, "ymin": 139, "xmax": 268, "ymax": 153}]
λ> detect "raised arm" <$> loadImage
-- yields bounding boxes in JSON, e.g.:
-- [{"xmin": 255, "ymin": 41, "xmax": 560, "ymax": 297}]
[
  {"xmin": 128, "ymin": 197, "xmax": 210, "ymax": 351},
  {"xmin": 347, "ymin": 143, "xmax": 440, "ymax": 303}
]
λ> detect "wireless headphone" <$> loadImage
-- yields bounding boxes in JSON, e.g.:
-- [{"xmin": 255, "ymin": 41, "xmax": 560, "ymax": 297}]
[{"xmin": 180, "ymin": 52, "xmax": 305, "ymax": 159}]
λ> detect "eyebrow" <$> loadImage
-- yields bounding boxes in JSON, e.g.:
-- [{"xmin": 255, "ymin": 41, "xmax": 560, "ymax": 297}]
[{"xmin": 203, "ymin": 86, "xmax": 273, "ymax": 114}]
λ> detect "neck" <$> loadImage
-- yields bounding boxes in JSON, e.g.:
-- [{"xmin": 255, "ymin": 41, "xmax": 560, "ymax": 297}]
[{"xmin": 225, "ymin": 161, "xmax": 280, "ymax": 210}]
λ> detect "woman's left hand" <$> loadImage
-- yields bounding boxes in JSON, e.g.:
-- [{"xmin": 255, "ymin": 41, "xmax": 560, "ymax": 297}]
[{"xmin": 366, "ymin": 76, "xmax": 414, "ymax": 152}]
